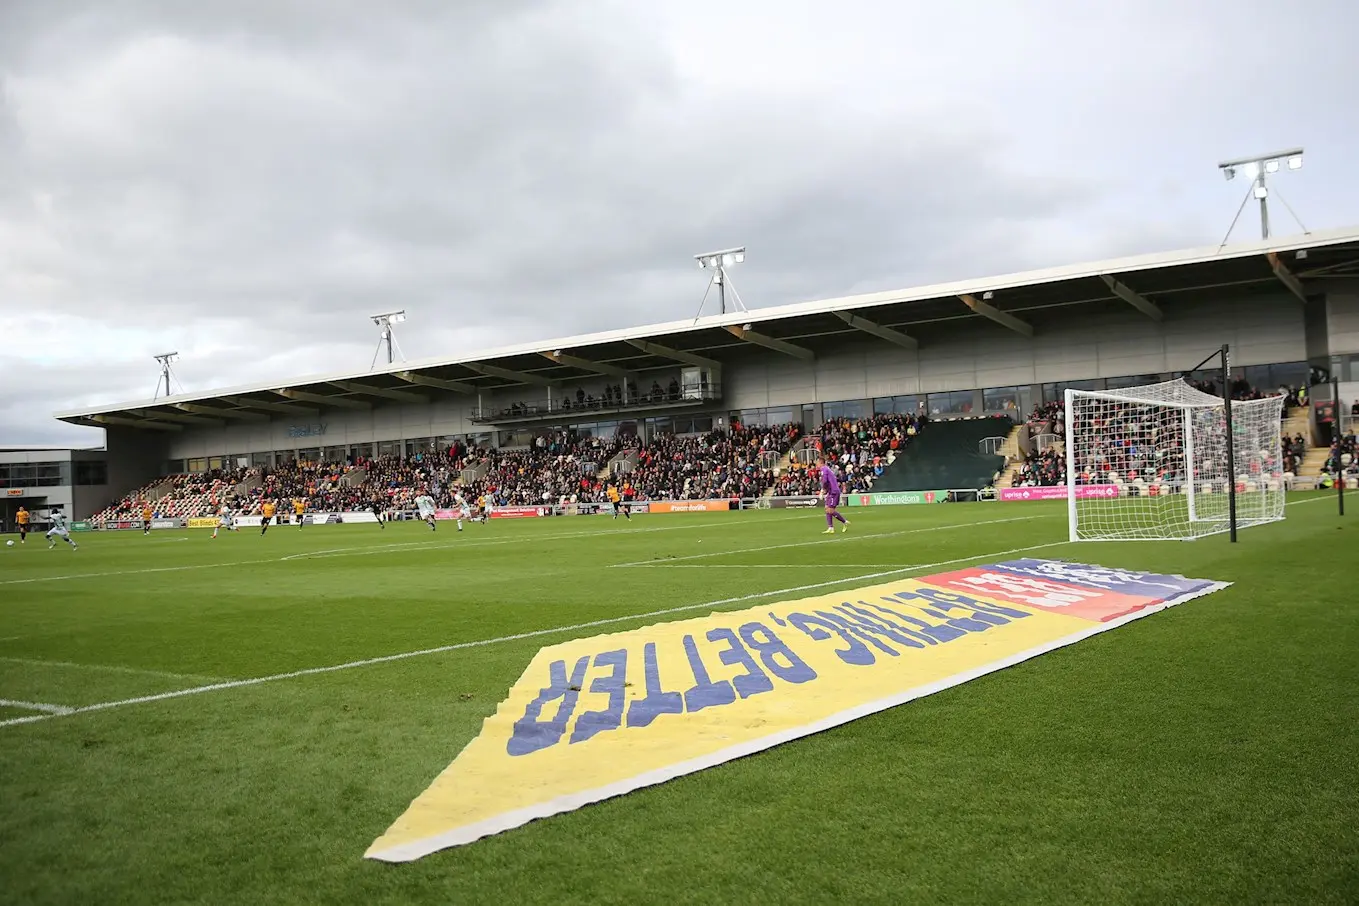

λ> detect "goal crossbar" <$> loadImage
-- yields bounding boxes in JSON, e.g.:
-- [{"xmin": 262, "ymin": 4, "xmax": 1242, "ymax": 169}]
[{"xmin": 1064, "ymin": 379, "xmax": 1285, "ymax": 542}]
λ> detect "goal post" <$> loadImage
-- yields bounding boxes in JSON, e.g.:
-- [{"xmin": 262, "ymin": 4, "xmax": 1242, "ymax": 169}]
[{"xmin": 1065, "ymin": 379, "xmax": 1285, "ymax": 542}]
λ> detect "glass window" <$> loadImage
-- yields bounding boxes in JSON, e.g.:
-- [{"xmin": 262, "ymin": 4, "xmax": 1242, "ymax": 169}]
[
  {"xmin": 739, "ymin": 409, "xmax": 768, "ymax": 428},
  {"xmin": 1269, "ymin": 361, "xmax": 1309, "ymax": 390},
  {"xmin": 822, "ymin": 399, "xmax": 870, "ymax": 421},
  {"xmin": 376, "ymin": 441, "xmax": 399, "ymax": 458},
  {"xmin": 251, "ymin": 451, "xmax": 274, "ymax": 467},
  {"xmin": 166, "ymin": 459, "xmax": 185, "ymax": 475},
  {"xmin": 187, "ymin": 458, "xmax": 207, "ymax": 473},
  {"xmin": 983, "ymin": 386, "xmax": 1020, "ymax": 413},
  {"xmin": 926, "ymin": 390, "xmax": 974, "ymax": 415},
  {"xmin": 323, "ymin": 445, "xmax": 347, "ymax": 462},
  {"xmin": 295, "ymin": 449, "xmax": 319, "ymax": 464},
  {"xmin": 873, "ymin": 394, "xmax": 921, "ymax": 415},
  {"xmin": 497, "ymin": 429, "xmax": 535, "ymax": 448},
  {"xmin": 766, "ymin": 407, "xmax": 794, "ymax": 426}
]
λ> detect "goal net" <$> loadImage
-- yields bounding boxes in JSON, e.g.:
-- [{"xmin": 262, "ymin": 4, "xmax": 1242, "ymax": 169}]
[{"xmin": 1065, "ymin": 379, "xmax": 1285, "ymax": 541}]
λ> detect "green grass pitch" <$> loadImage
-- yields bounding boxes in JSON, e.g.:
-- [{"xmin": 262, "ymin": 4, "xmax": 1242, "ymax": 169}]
[{"xmin": 1, "ymin": 496, "xmax": 1355, "ymax": 905}]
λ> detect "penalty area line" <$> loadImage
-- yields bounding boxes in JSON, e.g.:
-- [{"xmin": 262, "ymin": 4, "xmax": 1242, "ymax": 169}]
[
  {"xmin": 0, "ymin": 698, "xmax": 73, "ymax": 715},
  {"xmin": 0, "ymin": 539, "xmax": 1070, "ymax": 730}
]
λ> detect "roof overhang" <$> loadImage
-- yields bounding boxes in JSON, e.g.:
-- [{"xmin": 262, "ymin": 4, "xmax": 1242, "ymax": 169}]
[{"xmin": 54, "ymin": 225, "xmax": 1359, "ymax": 427}]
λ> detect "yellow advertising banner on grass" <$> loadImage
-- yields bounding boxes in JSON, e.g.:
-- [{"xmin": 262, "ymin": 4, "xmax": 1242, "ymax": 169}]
[{"xmin": 366, "ymin": 560, "xmax": 1227, "ymax": 862}]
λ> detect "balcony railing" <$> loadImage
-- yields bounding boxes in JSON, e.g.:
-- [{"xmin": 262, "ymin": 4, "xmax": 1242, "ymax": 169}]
[{"xmin": 470, "ymin": 383, "xmax": 723, "ymax": 425}]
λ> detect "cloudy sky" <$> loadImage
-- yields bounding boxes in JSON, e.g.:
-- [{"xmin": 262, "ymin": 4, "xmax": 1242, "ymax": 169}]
[{"xmin": 2, "ymin": 0, "xmax": 1356, "ymax": 446}]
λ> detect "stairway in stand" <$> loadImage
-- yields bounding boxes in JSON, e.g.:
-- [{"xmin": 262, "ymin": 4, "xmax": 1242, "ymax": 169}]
[
  {"xmin": 993, "ymin": 424, "xmax": 1024, "ymax": 489},
  {"xmin": 1281, "ymin": 406, "xmax": 1329, "ymax": 486}
]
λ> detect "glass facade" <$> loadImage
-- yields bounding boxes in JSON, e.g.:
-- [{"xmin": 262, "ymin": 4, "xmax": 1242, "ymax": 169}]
[
  {"xmin": 982, "ymin": 386, "xmax": 1020, "ymax": 413},
  {"xmin": 822, "ymin": 399, "xmax": 870, "ymax": 421},
  {"xmin": 155, "ymin": 358, "xmax": 1326, "ymax": 473},
  {"xmin": 927, "ymin": 390, "xmax": 974, "ymax": 415},
  {"xmin": 0, "ymin": 461, "xmax": 71, "ymax": 487},
  {"xmin": 873, "ymin": 394, "xmax": 922, "ymax": 415}
]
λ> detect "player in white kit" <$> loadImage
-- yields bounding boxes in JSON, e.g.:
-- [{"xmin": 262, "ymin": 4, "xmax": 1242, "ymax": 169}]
[
  {"xmin": 453, "ymin": 491, "xmax": 476, "ymax": 531},
  {"xmin": 46, "ymin": 509, "xmax": 78, "ymax": 551},
  {"xmin": 414, "ymin": 493, "xmax": 438, "ymax": 532},
  {"xmin": 212, "ymin": 505, "xmax": 234, "ymax": 539}
]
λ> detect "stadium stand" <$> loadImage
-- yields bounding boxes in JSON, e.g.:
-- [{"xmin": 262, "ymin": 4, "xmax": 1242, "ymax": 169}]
[
  {"xmin": 90, "ymin": 377, "xmax": 1337, "ymax": 526},
  {"xmin": 89, "ymin": 416, "xmax": 928, "ymax": 521},
  {"xmin": 868, "ymin": 417, "xmax": 1010, "ymax": 493}
]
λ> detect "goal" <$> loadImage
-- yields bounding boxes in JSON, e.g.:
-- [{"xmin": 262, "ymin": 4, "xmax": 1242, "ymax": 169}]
[{"xmin": 1064, "ymin": 379, "xmax": 1285, "ymax": 541}]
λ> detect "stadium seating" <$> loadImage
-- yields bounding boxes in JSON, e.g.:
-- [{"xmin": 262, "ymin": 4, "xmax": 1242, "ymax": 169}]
[
  {"xmin": 96, "ymin": 388, "xmax": 1332, "ymax": 523},
  {"xmin": 869, "ymin": 417, "xmax": 1010, "ymax": 493}
]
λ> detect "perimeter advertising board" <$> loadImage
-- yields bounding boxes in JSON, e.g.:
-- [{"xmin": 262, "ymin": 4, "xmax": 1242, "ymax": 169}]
[
  {"xmin": 647, "ymin": 500, "xmax": 731, "ymax": 514},
  {"xmin": 997, "ymin": 485, "xmax": 1121, "ymax": 502},
  {"xmin": 844, "ymin": 491, "xmax": 943, "ymax": 506},
  {"xmin": 366, "ymin": 559, "xmax": 1229, "ymax": 863}
]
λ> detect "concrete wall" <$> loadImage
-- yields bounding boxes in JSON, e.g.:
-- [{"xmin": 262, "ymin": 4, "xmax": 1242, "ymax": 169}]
[
  {"xmin": 160, "ymin": 292, "xmax": 1312, "ymax": 460},
  {"xmin": 724, "ymin": 293, "xmax": 1305, "ymax": 409},
  {"xmin": 1327, "ymin": 282, "xmax": 1359, "ymax": 356},
  {"xmin": 99, "ymin": 428, "xmax": 171, "ymax": 517}
]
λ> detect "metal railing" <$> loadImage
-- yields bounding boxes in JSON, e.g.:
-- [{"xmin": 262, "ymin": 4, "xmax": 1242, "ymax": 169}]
[
  {"xmin": 979, "ymin": 436, "xmax": 1008, "ymax": 456},
  {"xmin": 469, "ymin": 382, "xmax": 724, "ymax": 425}
]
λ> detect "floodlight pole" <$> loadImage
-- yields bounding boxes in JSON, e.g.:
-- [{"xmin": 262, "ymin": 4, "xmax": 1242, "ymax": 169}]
[
  {"xmin": 369, "ymin": 310, "xmax": 407, "ymax": 370},
  {"xmin": 1221, "ymin": 344, "xmax": 1238, "ymax": 543},
  {"xmin": 694, "ymin": 247, "xmax": 748, "ymax": 320},
  {"xmin": 153, "ymin": 352, "xmax": 179, "ymax": 401},
  {"xmin": 1217, "ymin": 148, "xmax": 1304, "ymax": 244}
]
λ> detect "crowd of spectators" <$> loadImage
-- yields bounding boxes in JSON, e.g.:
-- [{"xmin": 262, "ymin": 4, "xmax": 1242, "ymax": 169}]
[
  {"xmin": 1323, "ymin": 429, "xmax": 1357, "ymax": 477},
  {"xmin": 775, "ymin": 413, "xmax": 924, "ymax": 496},
  {"xmin": 95, "ymin": 382, "xmax": 1341, "ymax": 522},
  {"xmin": 620, "ymin": 424, "xmax": 801, "ymax": 501},
  {"xmin": 1012, "ymin": 449, "xmax": 1065, "ymax": 488}
]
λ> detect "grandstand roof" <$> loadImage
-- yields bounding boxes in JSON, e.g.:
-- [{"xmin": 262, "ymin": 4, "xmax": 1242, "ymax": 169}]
[{"xmin": 56, "ymin": 225, "xmax": 1359, "ymax": 432}]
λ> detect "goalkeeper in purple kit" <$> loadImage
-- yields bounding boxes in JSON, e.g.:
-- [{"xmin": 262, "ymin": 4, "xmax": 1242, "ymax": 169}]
[{"xmin": 816, "ymin": 456, "xmax": 849, "ymax": 534}]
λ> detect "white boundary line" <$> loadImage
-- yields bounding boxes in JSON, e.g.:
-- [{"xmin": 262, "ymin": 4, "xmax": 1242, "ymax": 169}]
[
  {"xmin": 624, "ymin": 563, "xmax": 912, "ymax": 569},
  {"xmin": 609, "ymin": 515, "xmax": 1050, "ymax": 567},
  {"xmin": 0, "ymin": 698, "xmax": 73, "ymax": 715},
  {"xmin": 0, "ymin": 539, "xmax": 1069, "ymax": 730},
  {"xmin": 0, "ymin": 514, "xmax": 805, "ymax": 586},
  {"xmin": 0, "ymin": 656, "xmax": 221, "ymax": 684}
]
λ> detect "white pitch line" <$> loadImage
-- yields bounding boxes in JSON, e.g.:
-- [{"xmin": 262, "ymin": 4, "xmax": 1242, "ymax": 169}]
[
  {"xmin": 0, "ymin": 698, "xmax": 73, "ymax": 715},
  {"xmin": 0, "ymin": 539, "xmax": 1070, "ymax": 730},
  {"xmin": 623, "ymin": 563, "xmax": 913, "ymax": 569},
  {"xmin": 0, "ymin": 656, "xmax": 221, "ymax": 684},
  {"xmin": 609, "ymin": 515, "xmax": 1051, "ymax": 567},
  {"xmin": 0, "ymin": 514, "xmax": 805, "ymax": 585}
]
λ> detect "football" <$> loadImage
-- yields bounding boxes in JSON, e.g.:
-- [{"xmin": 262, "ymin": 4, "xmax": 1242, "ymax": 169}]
[{"xmin": 5, "ymin": 540, "xmax": 13, "ymax": 547}]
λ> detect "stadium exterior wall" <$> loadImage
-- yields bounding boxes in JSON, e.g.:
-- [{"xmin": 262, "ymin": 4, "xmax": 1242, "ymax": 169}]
[
  {"xmin": 1327, "ymin": 280, "xmax": 1359, "ymax": 356},
  {"xmin": 156, "ymin": 291, "xmax": 1307, "ymax": 460}
]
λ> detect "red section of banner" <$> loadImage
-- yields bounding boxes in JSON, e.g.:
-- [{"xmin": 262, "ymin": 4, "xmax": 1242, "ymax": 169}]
[
  {"xmin": 919, "ymin": 566, "xmax": 1153, "ymax": 622},
  {"xmin": 489, "ymin": 506, "xmax": 549, "ymax": 519}
]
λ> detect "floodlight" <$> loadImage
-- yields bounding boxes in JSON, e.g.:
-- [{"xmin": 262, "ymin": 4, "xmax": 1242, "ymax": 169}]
[
  {"xmin": 692, "ymin": 247, "xmax": 749, "ymax": 317},
  {"xmin": 152, "ymin": 352, "xmax": 181, "ymax": 400},
  {"xmin": 369, "ymin": 310, "xmax": 409, "ymax": 368},
  {"xmin": 1215, "ymin": 147, "xmax": 1306, "ymax": 242},
  {"xmin": 982, "ymin": 291, "xmax": 994, "ymax": 301}
]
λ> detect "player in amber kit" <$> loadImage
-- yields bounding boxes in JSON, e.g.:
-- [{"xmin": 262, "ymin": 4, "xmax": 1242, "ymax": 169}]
[
  {"xmin": 260, "ymin": 500, "xmax": 277, "ymax": 535},
  {"xmin": 606, "ymin": 483, "xmax": 630, "ymax": 520},
  {"xmin": 16, "ymin": 506, "xmax": 29, "ymax": 543},
  {"xmin": 293, "ymin": 498, "xmax": 306, "ymax": 528},
  {"xmin": 815, "ymin": 456, "xmax": 849, "ymax": 534},
  {"xmin": 141, "ymin": 503, "xmax": 154, "ymax": 535}
]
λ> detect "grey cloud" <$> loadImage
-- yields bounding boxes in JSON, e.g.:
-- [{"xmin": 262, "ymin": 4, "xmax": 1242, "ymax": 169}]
[{"xmin": 1, "ymin": 0, "xmax": 1356, "ymax": 445}]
